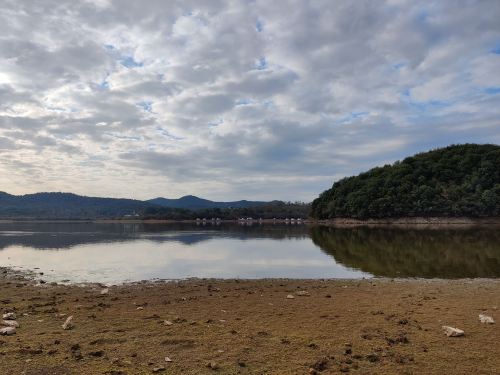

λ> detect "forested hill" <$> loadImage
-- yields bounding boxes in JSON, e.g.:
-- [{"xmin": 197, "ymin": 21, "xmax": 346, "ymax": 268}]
[
  {"xmin": 0, "ymin": 192, "xmax": 304, "ymax": 219},
  {"xmin": 0, "ymin": 192, "xmax": 152, "ymax": 219},
  {"xmin": 311, "ymin": 144, "xmax": 500, "ymax": 219}
]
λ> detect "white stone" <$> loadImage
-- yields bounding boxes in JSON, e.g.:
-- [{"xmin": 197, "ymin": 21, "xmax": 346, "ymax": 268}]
[
  {"xmin": 164, "ymin": 320, "xmax": 173, "ymax": 326},
  {"xmin": 62, "ymin": 315, "xmax": 74, "ymax": 330},
  {"xmin": 2, "ymin": 312, "xmax": 16, "ymax": 320},
  {"xmin": 1, "ymin": 320, "xmax": 19, "ymax": 328},
  {"xmin": 296, "ymin": 290, "xmax": 310, "ymax": 296},
  {"xmin": 442, "ymin": 325, "xmax": 464, "ymax": 337},
  {"xmin": 165, "ymin": 357, "xmax": 172, "ymax": 362},
  {"xmin": 0, "ymin": 326, "xmax": 16, "ymax": 335},
  {"xmin": 286, "ymin": 294, "xmax": 295, "ymax": 299},
  {"xmin": 479, "ymin": 314, "xmax": 495, "ymax": 324},
  {"xmin": 100, "ymin": 288, "xmax": 109, "ymax": 295}
]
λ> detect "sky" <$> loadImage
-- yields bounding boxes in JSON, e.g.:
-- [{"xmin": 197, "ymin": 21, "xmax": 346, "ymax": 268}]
[{"xmin": 0, "ymin": 0, "xmax": 499, "ymax": 202}]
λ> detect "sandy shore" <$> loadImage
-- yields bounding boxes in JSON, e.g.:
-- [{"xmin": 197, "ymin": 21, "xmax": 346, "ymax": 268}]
[{"xmin": 1, "ymin": 271, "xmax": 499, "ymax": 374}]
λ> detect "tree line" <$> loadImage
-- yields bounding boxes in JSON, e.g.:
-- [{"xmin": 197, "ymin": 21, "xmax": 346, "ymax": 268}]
[{"xmin": 142, "ymin": 201, "xmax": 311, "ymax": 220}]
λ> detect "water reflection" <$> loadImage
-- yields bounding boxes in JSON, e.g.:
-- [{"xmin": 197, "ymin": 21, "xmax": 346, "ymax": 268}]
[
  {"xmin": 0, "ymin": 222, "xmax": 499, "ymax": 283},
  {"xmin": 0, "ymin": 222, "xmax": 366, "ymax": 283},
  {"xmin": 0, "ymin": 222, "xmax": 309, "ymax": 250},
  {"xmin": 310, "ymin": 226, "xmax": 500, "ymax": 278}
]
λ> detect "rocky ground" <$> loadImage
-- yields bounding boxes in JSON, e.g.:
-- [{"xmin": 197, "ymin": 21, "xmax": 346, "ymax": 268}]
[{"xmin": 0, "ymin": 269, "xmax": 499, "ymax": 374}]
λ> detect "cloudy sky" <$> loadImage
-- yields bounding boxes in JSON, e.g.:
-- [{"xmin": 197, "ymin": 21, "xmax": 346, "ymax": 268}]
[{"xmin": 0, "ymin": 0, "xmax": 499, "ymax": 201}]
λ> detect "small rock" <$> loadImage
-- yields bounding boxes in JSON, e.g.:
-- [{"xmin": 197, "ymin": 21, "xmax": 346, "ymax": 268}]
[
  {"xmin": 442, "ymin": 325, "xmax": 464, "ymax": 337},
  {"xmin": 0, "ymin": 326, "xmax": 16, "ymax": 335},
  {"xmin": 286, "ymin": 294, "xmax": 295, "ymax": 299},
  {"xmin": 152, "ymin": 366, "xmax": 166, "ymax": 373},
  {"xmin": 136, "ymin": 306, "xmax": 144, "ymax": 310},
  {"xmin": 479, "ymin": 314, "xmax": 495, "ymax": 324},
  {"xmin": 1, "ymin": 320, "xmax": 19, "ymax": 328},
  {"xmin": 100, "ymin": 288, "xmax": 109, "ymax": 295},
  {"xmin": 2, "ymin": 312, "xmax": 16, "ymax": 320},
  {"xmin": 62, "ymin": 315, "xmax": 74, "ymax": 330},
  {"xmin": 164, "ymin": 320, "xmax": 173, "ymax": 326},
  {"xmin": 296, "ymin": 290, "xmax": 310, "ymax": 296},
  {"xmin": 206, "ymin": 361, "xmax": 219, "ymax": 370},
  {"xmin": 165, "ymin": 357, "xmax": 172, "ymax": 362}
]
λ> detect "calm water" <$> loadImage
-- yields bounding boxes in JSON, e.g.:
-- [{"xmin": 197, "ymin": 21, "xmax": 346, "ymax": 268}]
[{"xmin": 0, "ymin": 222, "xmax": 499, "ymax": 284}]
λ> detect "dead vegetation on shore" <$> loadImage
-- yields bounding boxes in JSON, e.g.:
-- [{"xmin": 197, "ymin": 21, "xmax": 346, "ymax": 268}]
[{"xmin": 1, "ymin": 272, "xmax": 499, "ymax": 374}]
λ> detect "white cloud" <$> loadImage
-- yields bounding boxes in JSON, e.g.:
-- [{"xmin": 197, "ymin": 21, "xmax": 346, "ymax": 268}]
[{"xmin": 0, "ymin": 0, "xmax": 499, "ymax": 201}]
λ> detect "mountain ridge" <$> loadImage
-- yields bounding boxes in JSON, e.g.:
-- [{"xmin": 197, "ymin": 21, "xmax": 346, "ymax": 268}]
[
  {"xmin": 0, "ymin": 191, "xmax": 274, "ymax": 219},
  {"xmin": 146, "ymin": 195, "xmax": 269, "ymax": 210}
]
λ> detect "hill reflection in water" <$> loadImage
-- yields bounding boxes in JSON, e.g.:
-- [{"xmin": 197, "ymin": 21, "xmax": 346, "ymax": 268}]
[
  {"xmin": 310, "ymin": 226, "xmax": 500, "ymax": 278},
  {"xmin": 0, "ymin": 222, "xmax": 309, "ymax": 250},
  {"xmin": 0, "ymin": 222, "xmax": 499, "ymax": 282}
]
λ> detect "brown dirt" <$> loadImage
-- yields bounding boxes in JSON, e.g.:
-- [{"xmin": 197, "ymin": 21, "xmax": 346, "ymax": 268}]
[{"xmin": 0, "ymin": 273, "xmax": 499, "ymax": 374}]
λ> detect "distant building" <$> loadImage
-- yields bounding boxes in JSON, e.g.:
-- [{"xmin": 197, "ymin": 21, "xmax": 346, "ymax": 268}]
[{"xmin": 124, "ymin": 211, "xmax": 140, "ymax": 218}]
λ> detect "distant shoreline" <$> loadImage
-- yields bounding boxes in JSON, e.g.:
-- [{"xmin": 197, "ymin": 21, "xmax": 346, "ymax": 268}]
[
  {"xmin": 313, "ymin": 216, "xmax": 500, "ymax": 226},
  {"xmin": 1, "ymin": 216, "xmax": 500, "ymax": 226}
]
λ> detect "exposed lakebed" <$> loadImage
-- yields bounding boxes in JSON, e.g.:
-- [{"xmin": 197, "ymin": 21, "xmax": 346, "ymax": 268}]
[{"xmin": 0, "ymin": 222, "xmax": 499, "ymax": 284}]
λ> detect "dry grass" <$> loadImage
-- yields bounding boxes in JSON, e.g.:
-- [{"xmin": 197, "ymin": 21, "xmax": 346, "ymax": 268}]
[{"xmin": 1, "ymin": 273, "xmax": 499, "ymax": 374}]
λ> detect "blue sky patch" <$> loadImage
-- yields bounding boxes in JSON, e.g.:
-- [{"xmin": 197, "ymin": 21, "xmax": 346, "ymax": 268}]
[
  {"xmin": 235, "ymin": 98, "xmax": 253, "ymax": 106},
  {"xmin": 484, "ymin": 87, "xmax": 500, "ymax": 95},
  {"xmin": 391, "ymin": 62, "xmax": 406, "ymax": 70},
  {"xmin": 409, "ymin": 99, "xmax": 451, "ymax": 112},
  {"xmin": 255, "ymin": 19, "xmax": 263, "ymax": 32},
  {"xmin": 156, "ymin": 127, "xmax": 184, "ymax": 141},
  {"xmin": 136, "ymin": 101, "xmax": 153, "ymax": 112},
  {"xmin": 255, "ymin": 57, "xmax": 267, "ymax": 70},
  {"xmin": 120, "ymin": 56, "xmax": 143, "ymax": 68},
  {"xmin": 338, "ymin": 111, "xmax": 369, "ymax": 124},
  {"xmin": 208, "ymin": 118, "xmax": 223, "ymax": 127},
  {"xmin": 98, "ymin": 79, "xmax": 109, "ymax": 89}
]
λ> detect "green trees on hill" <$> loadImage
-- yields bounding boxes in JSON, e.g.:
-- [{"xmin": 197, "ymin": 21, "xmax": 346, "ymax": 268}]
[
  {"xmin": 143, "ymin": 201, "xmax": 311, "ymax": 220},
  {"xmin": 311, "ymin": 144, "xmax": 500, "ymax": 219}
]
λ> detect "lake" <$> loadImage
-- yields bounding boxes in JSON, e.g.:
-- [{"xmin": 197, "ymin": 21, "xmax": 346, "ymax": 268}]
[{"xmin": 0, "ymin": 222, "xmax": 499, "ymax": 284}]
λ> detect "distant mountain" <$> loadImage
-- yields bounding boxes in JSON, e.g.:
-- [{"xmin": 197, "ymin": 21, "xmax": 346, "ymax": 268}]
[
  {"xmin": 311, "ymin": 144, "xmax": 500, "ymax": 219},
  {"xmin": 0, "ymin": 192, "xmax": 153, "ymax": 219},
  {"xmin": 147, "ymin": 195, "xmax": 269, "ymax": 210},
  {"xmin": 0, "ymin": 192, "xmax": 273, "ymax": 219}
]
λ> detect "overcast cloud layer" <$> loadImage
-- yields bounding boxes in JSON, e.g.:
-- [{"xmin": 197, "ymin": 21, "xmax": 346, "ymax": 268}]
[{"xmin": 0, "ymin": 0, "xmax": 499, "ymax": 201}]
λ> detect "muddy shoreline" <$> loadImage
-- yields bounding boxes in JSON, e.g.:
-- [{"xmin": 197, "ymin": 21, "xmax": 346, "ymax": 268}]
[{"xmin": 1, "ymin": 269, "xmax": 499, "ymax": 374}]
